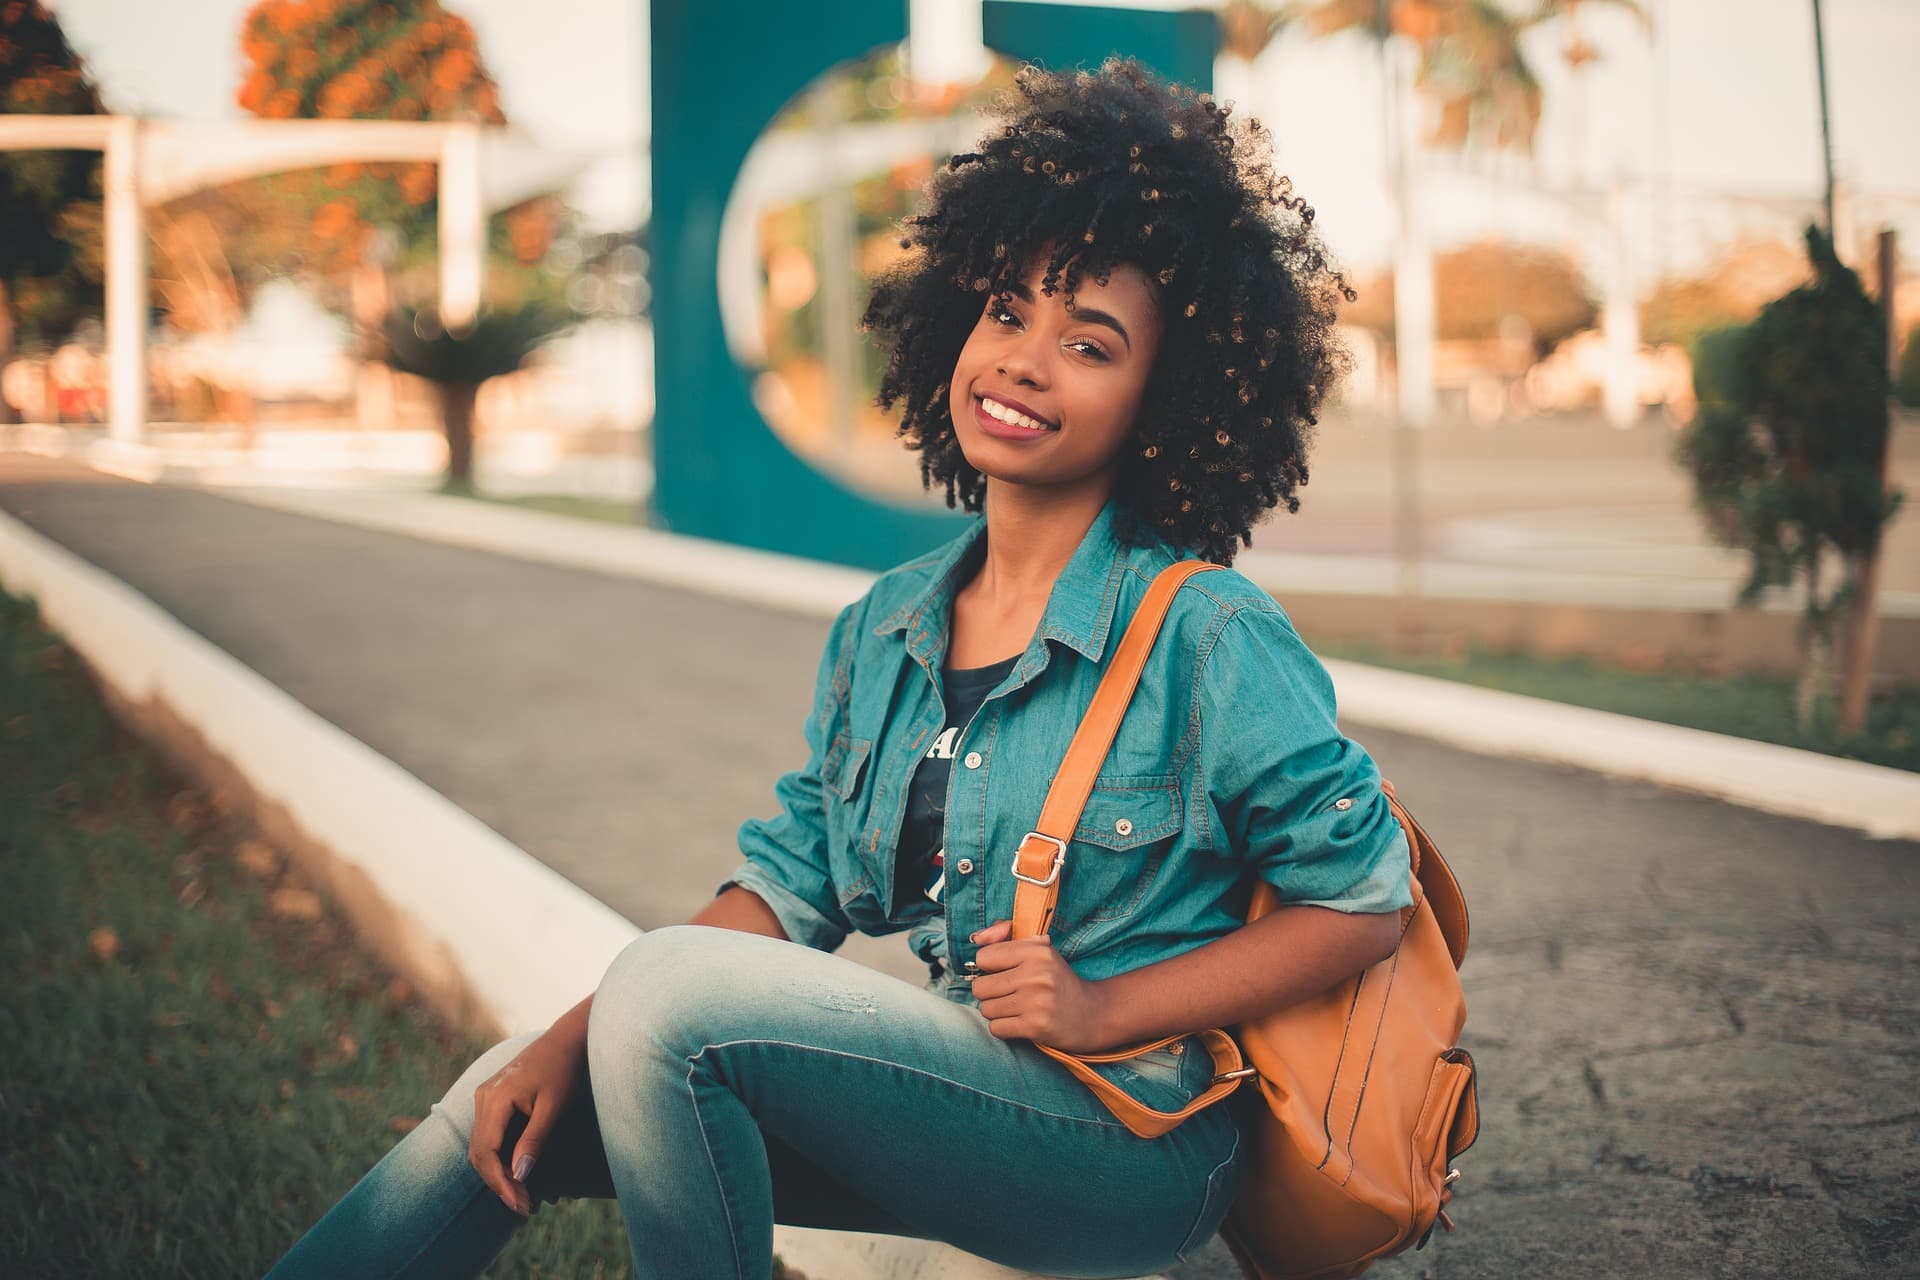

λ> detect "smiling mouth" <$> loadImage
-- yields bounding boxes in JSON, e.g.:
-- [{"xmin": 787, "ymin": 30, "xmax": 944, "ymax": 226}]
[{"xmin": 976, "ymin": 394, "xmax": 1058, "ymax": 432}]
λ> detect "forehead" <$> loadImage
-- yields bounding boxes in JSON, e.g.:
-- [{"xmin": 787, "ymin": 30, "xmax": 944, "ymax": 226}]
[{"xmin": 1007, "ymin": 251, "xmax": 1160, "ymax": 324}]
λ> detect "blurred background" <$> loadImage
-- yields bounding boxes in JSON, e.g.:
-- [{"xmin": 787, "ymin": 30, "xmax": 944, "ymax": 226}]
[
  {"xmin": 2, "ymin": 1, "xmax": 1913, "ymax": 726},
  {"xmin": 3, "ymin": 5, "xmax": 1917, "ymax": 1278},
  {"xmin": 0, "ymin": 0, "xmax": 1912, "ymax": 740}
]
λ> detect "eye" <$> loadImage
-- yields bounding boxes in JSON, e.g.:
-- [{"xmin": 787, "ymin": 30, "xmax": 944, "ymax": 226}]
[
  {"xmin": 987, "ymin": 304, "xmax": 1020, "ymax": 327},
  {"xmin": 1067, "ymin": 339, "xmax": 1111, "ymax": 363}
]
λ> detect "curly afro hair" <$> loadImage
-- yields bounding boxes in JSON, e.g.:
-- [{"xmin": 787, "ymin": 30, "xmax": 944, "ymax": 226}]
[{"xmin": 860, "ymin": 57, "xmax": 1354, "ymax": 566}]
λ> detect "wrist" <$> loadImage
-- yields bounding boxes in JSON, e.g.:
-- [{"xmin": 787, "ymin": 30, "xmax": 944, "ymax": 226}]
[
  {"xmin": 543, "ymin": 993, "xmax": 594, "ymax": 1053},
  {"xmin": 1087, "ymin": 976, "xmax": 1130, "ymax": 1050}
]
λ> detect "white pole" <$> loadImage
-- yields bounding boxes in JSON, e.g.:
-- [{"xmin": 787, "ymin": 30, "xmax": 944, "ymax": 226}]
[
  {"xmin": 1391, "ymin": 40, "xmax": 1435, "ymax": 430},
  {"xmin": 907, "ymin": 0, "xmax": 990, "ymax": 92},
  {"xmin": 1601, "ymin": 182, "xmax": 1640, "ymax": 428},
  {"xmin": 105, "ymin": 115, "xmax": 148, "ymax": 443},
  {"xmin": 438, "ymin": 121, "xmax": 484, "ymax": 330}
]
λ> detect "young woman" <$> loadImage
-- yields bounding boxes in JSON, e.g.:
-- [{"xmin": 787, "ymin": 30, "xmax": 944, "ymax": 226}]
[{"xmin": 266, "ymin": 58, "xmax": 1413, "ymax": 1280}]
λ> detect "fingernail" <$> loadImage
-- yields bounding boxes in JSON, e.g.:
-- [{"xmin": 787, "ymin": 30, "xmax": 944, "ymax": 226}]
[{"xmin": 512, "ymin": 1153, "xmax": 533, "ymax": 1183}]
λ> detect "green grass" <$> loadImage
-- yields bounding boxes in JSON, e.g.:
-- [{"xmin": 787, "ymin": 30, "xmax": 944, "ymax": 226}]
[
  {"xmin": 0, "ymin": 589, "xmax": 640, "ymax": 1278},
  {"xmin": 432, "ymin": 478, "xmax": 644, "ymax": 527},
  {"xmin": 1311, "ymin": 634, "xmax": 1919, "ymax": 773}
]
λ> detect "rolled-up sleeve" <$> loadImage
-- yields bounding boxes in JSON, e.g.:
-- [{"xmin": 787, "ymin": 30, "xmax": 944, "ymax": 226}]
[
  {"xmin": 715, "ymin": 603, "xmax": 859, "ymax": 952},
  {"xmin": 1196, "ymin": 606, "xmax": 1413, "ymax": 915}
]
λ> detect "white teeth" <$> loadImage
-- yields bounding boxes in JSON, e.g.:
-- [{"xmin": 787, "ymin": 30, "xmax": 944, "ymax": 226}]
[{"xmin": 983, "ymin": 397, "xmax": 1051, "ymax": 431}]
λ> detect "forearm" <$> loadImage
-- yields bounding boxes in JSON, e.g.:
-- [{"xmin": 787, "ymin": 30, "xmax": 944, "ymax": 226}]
[
  {"xmin": 1090, "ymin": 904, "xmax": 1402, "ymax": 1048},
  {"xmin": 541, "ymin": 885, "xmax": 790, "ymax": 1048}
]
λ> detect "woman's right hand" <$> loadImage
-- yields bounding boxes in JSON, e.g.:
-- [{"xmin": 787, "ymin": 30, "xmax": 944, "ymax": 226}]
[{"xmin": 467, "ymin": 1029, "xmax": 586, "ymax": 1216}]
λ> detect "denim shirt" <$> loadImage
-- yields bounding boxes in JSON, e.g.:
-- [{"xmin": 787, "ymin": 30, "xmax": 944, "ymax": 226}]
[{"xmin": 718, "ymin": 498, "xmax": 1413, "ymax": 1007}]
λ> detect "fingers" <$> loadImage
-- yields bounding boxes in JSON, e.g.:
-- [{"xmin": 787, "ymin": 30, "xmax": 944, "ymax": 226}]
[
  {"xmin": 967, "ymin": 971, "xmax": 1009, "ymax": 1001},
  {"xmin": 510, "ymin": 1094, "xmax": 561, "ymax": 1195},
  {"xmin": 969, "ymin": 919, "xmax": 1013, "ymax": 946},
  {"xmin": 467, "ymin": 1083, "xmax": 530, "ymax": 1217},
  {"xmin": 972, "ymin": 934, "xmax": 1050, "ymax": 974},
  {"xmin": 975, "ymin": 993, "xmax": 1019, "ymax": 1020}
]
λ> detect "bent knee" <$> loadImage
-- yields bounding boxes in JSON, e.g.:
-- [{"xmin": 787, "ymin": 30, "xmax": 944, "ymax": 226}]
[{"xmin": 588, "ymin": 925, "xmax": 785, "ymax": 1066}]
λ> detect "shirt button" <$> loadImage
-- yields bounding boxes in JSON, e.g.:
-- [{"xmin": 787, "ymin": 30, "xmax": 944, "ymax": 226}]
[
  {"xmin": 955, "ymin": 858, "xmax": 975, "ymax": 875},
  {"xmin": 1114, "ymin": 818, "xmax": 1134, "ymax": 836},
  {"xmin": 963, "ymin": 751, "xmax": 983, "ymax": 769},
  {"xmin": 1334, "ymin": 797, "xmax": 1354, "ymax": 811},
  {"xmin": 961, "ymin": 959, "xmax": 979, "ymax": 975}
]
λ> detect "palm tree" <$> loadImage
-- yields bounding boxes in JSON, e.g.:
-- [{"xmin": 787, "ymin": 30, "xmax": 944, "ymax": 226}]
[
  {"xmin": 1514, "ymin": 0, "xmax": 1653, "ymax": 185},
  {"xmin": 379, "ymin": 303, "xmax": 569, "ymax": 489}
]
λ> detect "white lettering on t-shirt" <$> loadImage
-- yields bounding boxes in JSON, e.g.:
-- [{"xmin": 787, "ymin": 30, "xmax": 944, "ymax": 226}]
[{"xmin": 926, "ymin": 726, "xmax": 961, "ymax": 760}]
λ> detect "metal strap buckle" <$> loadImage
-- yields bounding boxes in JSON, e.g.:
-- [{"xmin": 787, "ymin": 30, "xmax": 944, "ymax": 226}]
[
  {"xmin": 1010, "ymin": 832, "xmax": 1067, "ymax": 887},
  {"xmin": 1211, "ymin": 1065, "xmax": 1259, "ymax": 1084}
]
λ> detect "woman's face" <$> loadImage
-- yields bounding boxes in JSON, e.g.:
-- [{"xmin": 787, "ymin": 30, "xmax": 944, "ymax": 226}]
[{"xmin": 946, "ymin": 251, "xmax": 1163, "ymax": 498}]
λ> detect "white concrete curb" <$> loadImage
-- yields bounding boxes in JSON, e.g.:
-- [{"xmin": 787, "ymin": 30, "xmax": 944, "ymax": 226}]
[
  {"xmin": 218, "ymin": 483, "xmax": 877, "ymax": 620},
  {"xmin": 0, "ymin": 498, "xmax": 1152, "ymax": 1280},
  {"xmin": 0, "ymin": 503, "xmax": 642, "ymax": 1037},
  {"xmin": 1324, "ymin": 660, "xmax": 1920, "ymax": 841},
  {"xmin": 219, "ymin": 483, "xmax": 1920, "ymax": 843}
]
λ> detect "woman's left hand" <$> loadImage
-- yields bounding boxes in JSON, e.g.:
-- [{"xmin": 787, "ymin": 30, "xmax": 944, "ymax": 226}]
[{"xmin": 967, "ymin": 919, "xmax": 1112, "ymax": 1053}]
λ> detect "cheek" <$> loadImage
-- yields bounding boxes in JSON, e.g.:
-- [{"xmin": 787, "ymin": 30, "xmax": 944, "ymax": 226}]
[
  {"xmin": 1082, "ymin": 368, "xmax": 1154, "ymax": 440},
  {"xmin": 948, "ymin": 329, "xmax": 990, "ymax": 406}
]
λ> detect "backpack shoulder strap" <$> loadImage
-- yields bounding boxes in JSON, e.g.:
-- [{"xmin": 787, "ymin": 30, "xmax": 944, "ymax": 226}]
[
  {"xmin": 1011, "ymin": 560, "xmax": 1222, "ymax": 940},
  {"xmin": 1383, "ymin": 782, "xmax": 1471, "ymax": 969}
]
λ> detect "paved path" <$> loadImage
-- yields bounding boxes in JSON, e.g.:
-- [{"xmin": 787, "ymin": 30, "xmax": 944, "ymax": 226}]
[{"xmin": 3, "ymin": 452, "xmax": 1915, "ymax": 1279}]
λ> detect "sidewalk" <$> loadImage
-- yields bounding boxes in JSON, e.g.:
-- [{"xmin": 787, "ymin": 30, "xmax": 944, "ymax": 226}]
[
  {"xmin": 2, "ymin": 451, "xmax": 1915, "ymax": 1279},
  {"xmin": 31, "ymin": 418, "xmax": 1920, "ymax": 683}
]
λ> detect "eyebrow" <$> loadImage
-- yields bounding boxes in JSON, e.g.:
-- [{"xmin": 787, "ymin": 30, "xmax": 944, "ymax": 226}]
[{"xmin": 1007, "ymin": 281, "xmax": 1132, "ymax": 352}]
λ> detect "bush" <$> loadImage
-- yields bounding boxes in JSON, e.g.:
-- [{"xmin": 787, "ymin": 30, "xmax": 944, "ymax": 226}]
[{"xmin": 1673, "ymin": 226, "xmax": 1903, "ymax": 727}]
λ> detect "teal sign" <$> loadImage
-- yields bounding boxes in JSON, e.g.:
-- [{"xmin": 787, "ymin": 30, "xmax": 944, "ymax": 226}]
[{"xmin": 649, "ymin": 1, "xmax": 1214, "ymax": 569}]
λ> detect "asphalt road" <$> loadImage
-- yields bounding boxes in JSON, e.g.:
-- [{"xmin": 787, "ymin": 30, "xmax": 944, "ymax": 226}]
[{"xmin": 3, "ymin": 453, "xmax": 1915, "ymax": 1279}]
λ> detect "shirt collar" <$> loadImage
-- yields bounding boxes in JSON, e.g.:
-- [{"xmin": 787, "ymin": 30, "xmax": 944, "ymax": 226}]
[{"xmin": 871, "ymin": 498, "xmax": 1134, "ymax": 667}]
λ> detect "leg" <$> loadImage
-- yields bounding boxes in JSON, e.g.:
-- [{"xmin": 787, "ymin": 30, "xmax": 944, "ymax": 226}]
[
  {"xmin": 586, "ymin": 925, "xmax": 1243, "ymax": 1280},
  {"xmin": 263, "ymin": 1033, "xmax": 556, "ymax": 1279},
  {"xmin": 264, "ymin": 1021, "xmax": 934, "ymax": 1277}
]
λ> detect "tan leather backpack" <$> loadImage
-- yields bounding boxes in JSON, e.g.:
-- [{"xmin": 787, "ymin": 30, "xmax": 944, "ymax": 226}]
[{"xmin": 1008, "ymin": 560, "xmax": 1480, "ymax": 1279}]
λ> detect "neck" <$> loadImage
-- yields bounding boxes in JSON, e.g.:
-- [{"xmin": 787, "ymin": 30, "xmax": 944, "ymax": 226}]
[{"xmin": 969, "ymin": 474, "xmax": 1112, "ymax": 608}]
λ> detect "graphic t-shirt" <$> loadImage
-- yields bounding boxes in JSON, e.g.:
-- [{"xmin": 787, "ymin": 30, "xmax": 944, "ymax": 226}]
[{"xmin": 890, "ymin": 651, "xmax": 1022, "ymax": 919}]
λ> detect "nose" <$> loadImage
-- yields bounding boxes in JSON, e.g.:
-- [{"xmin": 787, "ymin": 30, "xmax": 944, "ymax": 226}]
[{"xmin": 997, "ymin": 328, "xmax": 1049, "ymax": 389}]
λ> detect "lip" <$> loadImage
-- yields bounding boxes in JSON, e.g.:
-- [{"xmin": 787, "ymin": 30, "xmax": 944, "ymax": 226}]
[{"xmin": 972, "ymin": 391, "xmax": 1059, "ymax": 442}]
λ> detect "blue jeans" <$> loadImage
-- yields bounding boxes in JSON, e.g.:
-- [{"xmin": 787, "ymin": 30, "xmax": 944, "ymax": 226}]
[{"xmin": 263, "ymin": 925, "xmax": 1245, "ymax": 1279}]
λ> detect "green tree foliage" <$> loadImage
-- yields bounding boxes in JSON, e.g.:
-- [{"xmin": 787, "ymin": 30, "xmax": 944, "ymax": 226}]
[
  {"xmin": 1674, "ymin": 226, "xmax": 1903, "ymax": 726},
  {"xmin": 0, "ymin": 0, "xmax": 107, "ymax": 351},
  {"xmin": 378, "ymin": 302, "xmax": 567, "ymax": 483},
  {"xmin": 378, "ymin": 302, "xmax": 566, "ymax": 387}
]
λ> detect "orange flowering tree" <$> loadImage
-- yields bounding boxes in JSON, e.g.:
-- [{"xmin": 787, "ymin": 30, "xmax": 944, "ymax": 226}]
[{"xmin": 229, "ymin": 0, "xmax": 553, "ymax": 276}]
